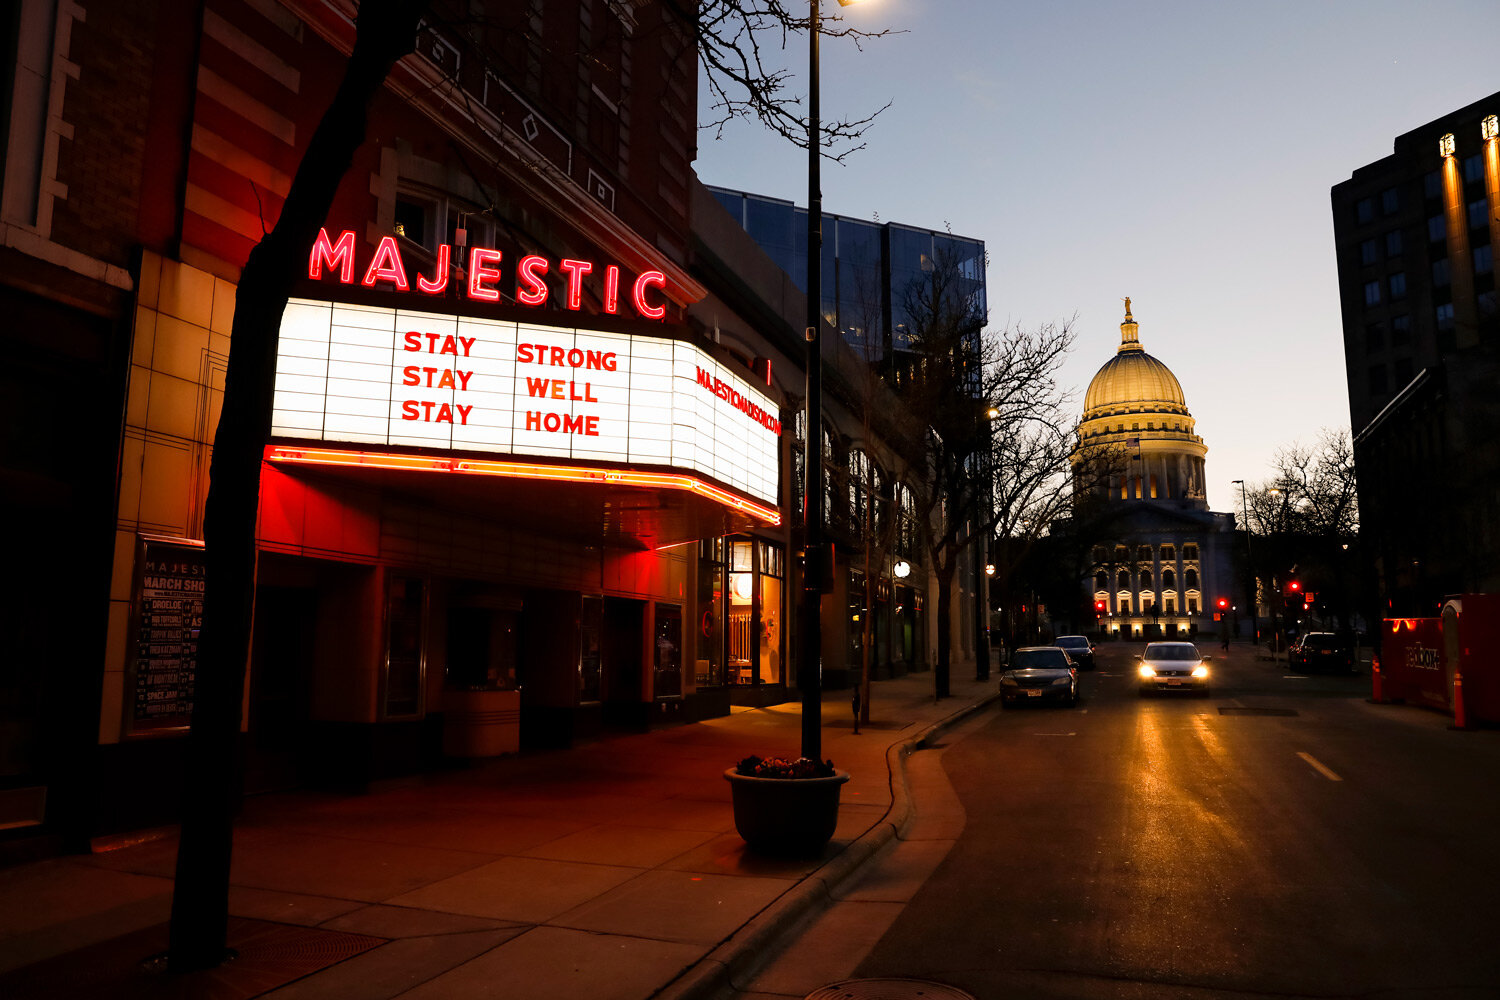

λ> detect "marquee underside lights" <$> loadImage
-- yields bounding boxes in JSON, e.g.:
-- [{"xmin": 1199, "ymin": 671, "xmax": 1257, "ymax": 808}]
[
  {"xmin": 264, "ymin": 446, "xmax": 781, "ymax": 525},
  {"xmin": 270, "ymin": 298, "xmax": 781, "ymax": 513}
]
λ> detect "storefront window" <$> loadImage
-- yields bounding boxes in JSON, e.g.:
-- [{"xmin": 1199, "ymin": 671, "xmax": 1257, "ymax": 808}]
[
  {"xmin": 758, "ymin": 541, "xmax": 784, "ymax": 685},
  {"xmin": 383, "ymin": 575, "xmax": 426, "ymax": 719},
  {"xmin": 728, "ymin": 538, "xmax": 754, "ymax": 684},
  {"xmin": 697, "ymin": 539, "xmax": 725, "ymax": 686},
  {"xmin": 654, "ymin": 603, "xmax": 682, "ymax": 699}
]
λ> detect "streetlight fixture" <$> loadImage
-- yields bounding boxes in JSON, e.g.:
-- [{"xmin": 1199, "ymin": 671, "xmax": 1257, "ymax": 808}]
[{"xmin": 800, "ymin": 0, "xmax": 867, "ymax": 763}]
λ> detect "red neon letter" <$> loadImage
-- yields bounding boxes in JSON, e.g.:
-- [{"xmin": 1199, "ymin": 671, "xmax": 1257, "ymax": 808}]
[
  {"xmin": 417, "ymin": 244, "xmax": 451, "ymax": 294},
  {"xmin": 632, "ymin": 270, "xmax": 667, "ymax": 320},
  {"xmin": 309, "ymin": 228, "xmax": 356, "ymax": 283},
  {"xmin": 517, "ymin": 255, "xmax": 549, "ymax": 306},
  {"xmin": 603, "ymin": 265, "xmax": 620, "ymax": 314},
  {"xmin": 467, "ymin": 247, "xmax": 502, "ymax": 301},
  {"xmin": 558, "ymin": 258, "xmax": 592, "ymax": 310},
  {"xmin": 362, "ymin": 236, "xmax": 410, "ymax": 290}
]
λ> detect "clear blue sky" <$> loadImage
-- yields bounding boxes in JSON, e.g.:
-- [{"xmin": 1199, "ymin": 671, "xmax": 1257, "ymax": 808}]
[{"xmin": 693, "ymin": 0, "xmax": 1498, "ymax": 515}]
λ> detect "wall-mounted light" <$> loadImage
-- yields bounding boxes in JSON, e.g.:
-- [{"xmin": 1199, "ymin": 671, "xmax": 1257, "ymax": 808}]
[
  {"xmin": 985, "ymin": 563, "xmax": 996, "ymax": 577},
  {"xmin": 1439, "ymin": 132, "xmax": 1457, "ymax": 158},
  {"xmin": 893, "ymin": 559, "xmax": 911, "ymax": 579},
  {"xmin": 1483, "ymin": 115, "xmax": 1499, "ymax": 142}
]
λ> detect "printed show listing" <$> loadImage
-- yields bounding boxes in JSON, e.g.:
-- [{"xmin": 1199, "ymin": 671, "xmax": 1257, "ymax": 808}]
[
  {"xmin": 130, "ymin": 539, "xmax": 205, "ymax": 730},
  {"xmin": 271, "ymin": 300, "xmax": 779, "ymax": 506}
]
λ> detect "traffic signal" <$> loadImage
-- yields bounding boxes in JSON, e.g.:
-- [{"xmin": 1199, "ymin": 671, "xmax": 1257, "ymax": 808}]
[
  {"xmin": 1286, "ymin": 580, "xmax": 1301, "ymax": 593},
  {"xmin": 1094, "ymin": 599, "xmax": 1107, "ymax": 613},
  {"xmin": 1216, "ymin": 597, "xmax": 1229, "ymax": 610}
]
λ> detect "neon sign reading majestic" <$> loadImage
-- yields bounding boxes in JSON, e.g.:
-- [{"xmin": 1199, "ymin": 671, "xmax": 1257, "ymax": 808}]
[{"xmin": 308, "ymin": 228, "xmax": 670, "ymax": 320}]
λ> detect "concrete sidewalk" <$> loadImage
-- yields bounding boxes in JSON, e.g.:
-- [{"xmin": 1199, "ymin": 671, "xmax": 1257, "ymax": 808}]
[{"xmin": 0, "ymin": 671, "xmax": 998, "ymax": 1000}]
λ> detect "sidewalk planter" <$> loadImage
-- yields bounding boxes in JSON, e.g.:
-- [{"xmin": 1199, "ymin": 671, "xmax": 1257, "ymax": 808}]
[
  {"xmin": 441, "ymin": 688, "xmax": 521, "ymax": 758},
  {"xmin": 723, "ymin": 758, "xmax": 850, "ymax": 856}
]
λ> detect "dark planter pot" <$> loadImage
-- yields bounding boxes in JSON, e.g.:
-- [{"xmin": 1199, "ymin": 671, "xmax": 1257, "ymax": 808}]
[{"xmin": 723, "ymin": 768, "xmax": 850, "ymax": 856}]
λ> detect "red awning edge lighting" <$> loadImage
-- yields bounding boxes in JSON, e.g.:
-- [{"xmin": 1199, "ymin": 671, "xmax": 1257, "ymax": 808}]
[{"xmin": 264, "ymin": 445, "xmax": 782, "ymax": 526}]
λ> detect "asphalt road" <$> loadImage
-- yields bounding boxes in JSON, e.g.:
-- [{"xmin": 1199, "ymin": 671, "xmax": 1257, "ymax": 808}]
[{"xmin": 848, "ymin": 641, "xmax": 1500, "ymax": 1000}]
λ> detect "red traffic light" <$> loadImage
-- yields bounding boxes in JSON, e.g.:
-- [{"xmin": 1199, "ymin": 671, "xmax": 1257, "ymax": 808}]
[
  {"xmin": 1094, "ymin": 599, "xmax": 1107, "ymax": 612},
  {"xmin": 1287, "ymin": 580, "xmax": 1301, "ymax": 592},
  {"xmin": 1216, "ymin": 597, "xmax": 1229, "ymax": 609}
]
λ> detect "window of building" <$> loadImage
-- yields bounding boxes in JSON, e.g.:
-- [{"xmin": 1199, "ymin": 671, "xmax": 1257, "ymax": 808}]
[
  {"xmin": 697, "ymin": 539, "xmax": 727, "ymax": 687},
  {"xmin": 1393, "ymin": 357, "xmax": 1414, "ymax": 386},
  {"xmin": 1160, "ymin": 544, "xmax": 1175, "ymax": 561},
  {"xmin": 1428, "ymin": 215, "xmax": 1447, "ymax": 242},
  {"xmin": 1363, "ymin": 280, "xmax": 1381, "ymax": 306},
  {"xmin": 1388, "ymin": 272, "xmax": 1406, "ymax": 300},
  {"xmin": 1436, "ymin": 303, "xmax": 1455, "ymax": 332},
  {"xmin": 1433, "ymin": 258, "xmax": 1451, "ymax": 287},
  {"xmin": 1182, "ymin": 544, "xmax": 1198, "ymax": 560},
  {"xmin": 1164, "ymin": 597, "xmax": 1176, "ymax": 615},
  {"xmin": 1356, "ymin": 198, "xmax": 1374, "ymax": 224},
  {"xmin": 1424, "ymin": 171, "xmax": 1442, "ymax": 199},
  {"xmin": 1138, "ymin": 545, "xmax": 1152, "ymax": 561},
  {"xmin": 1184, "ymin": 568, "xmax": 1199, "ymax": 589},
  {"xmin": 1365, "ymin": 323, "xmax": 1384, "ymax": 350},
  {"xmin": 1464, "ymin": 154, "xmax": 1485, "ymax": 184},
  {"xmin": 1476, "ymin": 245, "xmax": 1494, "ymax": 275},
  {"xmin": 1095, "ymin": 573, "xmax": 1108, "ymax": 590},
  {"xmin": 757, "ymin": 541, "xmax": 785, "ymax": 686},
  {"xmin": 1385, "ymin": 230, "xmax": 1403, "ymax": 257},
  {"xmin": 1368, "ymin": 364, "xmax": 1388, "ymax": 394},
  {"xmin": 1187, "ymin": 596, "xmax": 1199, "ymax": 615},
  {"xmin": 1162, "ymin": 568, "xmax": 1176, "ymax": 588},
  {"xmin": 1117, "ymin": 571, "xmax": 1130, "ymax": 590},
  {"xmin": 1381, "ymin": 186, "xmax": 1399, "ymax": 215},
  {"xmin": 1469, "ymin": 197, "xmax": 1490, "ymax": 231},
  {"xmin": 1359, "ymin": 239, "xmax": 1377, "ymax": 265},
  {"xmin": 1391, "ymin": 315, "xmax": 1411, "ymax": 345}
]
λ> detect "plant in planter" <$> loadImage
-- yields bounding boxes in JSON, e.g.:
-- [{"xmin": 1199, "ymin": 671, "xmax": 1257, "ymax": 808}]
[{"xmin": 724, "ymin": 755, "xmax": 850, "ymax": 856}]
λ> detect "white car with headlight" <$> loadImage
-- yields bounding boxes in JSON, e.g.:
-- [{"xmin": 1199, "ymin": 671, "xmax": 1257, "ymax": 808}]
[{"xmin": 1136, "ymin": 641, "xmax": 1211, "ymax": 696}]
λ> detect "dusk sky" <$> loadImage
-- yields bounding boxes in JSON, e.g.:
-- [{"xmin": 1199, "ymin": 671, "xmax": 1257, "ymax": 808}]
[{"xmin": 693, "ymin": 0, "xmax": 1498, "ymax": 515}]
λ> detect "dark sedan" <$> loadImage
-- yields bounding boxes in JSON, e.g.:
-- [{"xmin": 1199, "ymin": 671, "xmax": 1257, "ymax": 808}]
[
  {"xmin": 1288, "ymin": 632, "xmax": 1357, "ymax": 673},
  {"xmin": 1000, "ymin": 646, "xmax": 1079, "ymax": 707},
  {"xmin": 1055, "ymin": 635, "xmax": 1096, "ymax": 670}
]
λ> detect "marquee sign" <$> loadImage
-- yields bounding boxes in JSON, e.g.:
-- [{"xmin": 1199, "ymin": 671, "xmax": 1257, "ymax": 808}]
[{"xmin": 271, "ymin": 298, "xmax": 781, "ymax": 511}]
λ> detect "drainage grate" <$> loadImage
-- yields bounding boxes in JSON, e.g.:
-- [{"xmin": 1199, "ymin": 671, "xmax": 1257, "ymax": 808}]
[
  {"xmin": 1218, "ymin": 707, "xmax": 1299, "ymax": 717},
  {"xmin": 805, "ymin": 978, "xmax": 977, "ymax": 1000}
]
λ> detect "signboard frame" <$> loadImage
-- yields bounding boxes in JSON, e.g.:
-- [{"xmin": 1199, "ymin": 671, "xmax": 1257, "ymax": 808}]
[{"xmin": 123, "ymin": 534, "xmax": 206, "ymax": 738}]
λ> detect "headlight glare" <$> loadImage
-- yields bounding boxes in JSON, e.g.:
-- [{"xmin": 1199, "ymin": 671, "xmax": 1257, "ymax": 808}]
[
  {"xmin": 1137, "ymin": 664, "xmax": 1156, "ymax": 679},
  {"xmin": 1192, "ymin": 665, "xmax": 1209, "ymax": 678}
]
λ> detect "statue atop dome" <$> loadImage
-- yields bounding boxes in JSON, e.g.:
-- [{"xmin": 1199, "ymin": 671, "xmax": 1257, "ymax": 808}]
[{"xmin": 1123, "ymin": 296, "xmax": 1131, "ymax": 318}]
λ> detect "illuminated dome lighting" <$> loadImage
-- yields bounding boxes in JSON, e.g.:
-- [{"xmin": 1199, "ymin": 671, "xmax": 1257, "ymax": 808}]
[{"xmin": 1082, "ymin": 298, "xmax": 1190, "ymax": 419}]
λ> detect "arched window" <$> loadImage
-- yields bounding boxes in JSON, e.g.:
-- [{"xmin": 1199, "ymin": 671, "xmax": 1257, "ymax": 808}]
[
  {"xmin": 1185, "ymin": 568, "xmax": 1199, "ymax": 589},
  {"xmin": 1162, "ymin": 568, "xmax": 1175, "ymax": 588},
  {"xmin": 895, "ymin": 482, "xmax": 917, "ymax": 560},
  {"xmin": 1095, "ymin": 572, "xmax": 1108, "ymax": 590},
  {"xmin": 1117, "ymin": 571, "xmax": 1130, "ymax": 590},
  {"xmin": 793, "ymin": 410, "xmax": 806, "ymax": 524},
  {"xmin": 822, "ymin": 425, "xmax": 840, "ymax": 532},
  {"xmin": 848, "ymin": 449, "xmax": 871, "ymax": 532}
]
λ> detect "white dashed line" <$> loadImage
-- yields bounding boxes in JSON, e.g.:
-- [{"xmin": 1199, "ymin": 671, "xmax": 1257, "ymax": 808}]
[{"xmin": 1297, "ymin": 751, "xmax": 1342, "ymax": 781}]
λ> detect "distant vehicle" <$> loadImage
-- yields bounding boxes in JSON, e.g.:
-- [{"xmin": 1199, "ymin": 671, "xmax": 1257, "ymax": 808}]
[
  {"xmin": 1054, "ymin": 635, "xmax": 1096, "ymax": 670},
  {"xmin": 1000, "ymin": 646, "xmax": 1078, "ymax": 707},
  {"xmin": 1288, "ymin": 632, "xmax": 1356, "ymax": 673},
  {"xmin": 1137, "ymin": 641, "xmax": 1211, "ymax": 696}
]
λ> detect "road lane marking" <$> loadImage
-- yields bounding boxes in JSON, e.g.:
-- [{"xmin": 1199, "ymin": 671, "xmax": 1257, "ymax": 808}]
[{"xmin": 1297, "ymin": 751, "xmax": 1342, "ymax": 781}]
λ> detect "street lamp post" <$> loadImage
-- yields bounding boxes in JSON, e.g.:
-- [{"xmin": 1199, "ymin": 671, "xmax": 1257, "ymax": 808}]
[
  {"xmin": 1232, "ymin": 479, "xmax": 1258, "ymax": 647},
  {"xmin": 799, "ymin": 0, "xmax": 863, "ymax": 763}
]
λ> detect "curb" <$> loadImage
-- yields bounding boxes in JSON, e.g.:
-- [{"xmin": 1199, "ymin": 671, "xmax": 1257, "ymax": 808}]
[{"xmin": 653, "ymin": 690, "xmax": 1001, "ymax": 1000}]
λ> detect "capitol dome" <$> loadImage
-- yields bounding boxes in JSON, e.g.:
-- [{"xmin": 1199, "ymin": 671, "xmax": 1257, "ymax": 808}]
[
  {"xmin": 1072, "ymin": 299, "xmax": 1207, "ymax": 507},
  {"xmin": 1082, "ymin": 300, "xmax": 1189, "ymax": 419}
]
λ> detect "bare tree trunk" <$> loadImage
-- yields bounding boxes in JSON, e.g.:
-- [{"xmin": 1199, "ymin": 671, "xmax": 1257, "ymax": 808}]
[
  {"xmin": 934, "ymin": 557, "xmax": 954, "ymax": 699},
  {"xmin": 168, "ymin": 3, "xmax": 421, "ymax": 970}
]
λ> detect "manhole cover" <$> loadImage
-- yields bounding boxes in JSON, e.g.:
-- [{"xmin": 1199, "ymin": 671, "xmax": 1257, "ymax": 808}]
[
  {"xmin": 805, "ymin": 978, "xmax": 976, "ymax": 1000},
  {"xmin": 1219, "ymin": 707, "xmax": 1299, "ymax": 717}
]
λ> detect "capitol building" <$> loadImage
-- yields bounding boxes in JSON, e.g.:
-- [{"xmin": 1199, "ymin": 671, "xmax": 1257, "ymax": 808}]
[{"xmin": 1071, "ymin": 301, "xmax": 1239, "ymax": 639}]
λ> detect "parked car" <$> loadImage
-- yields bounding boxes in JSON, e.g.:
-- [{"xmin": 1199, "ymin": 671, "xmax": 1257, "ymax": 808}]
[
  {"xmin": 1137, "ymin": 641, "xmax": 1211, "ymax": 696},
  {"xmin": 1000, "ymin": 647, "xmax": 1079, "ymax": 707},
  {"xmin": 1288, "ymin": 632, "xmax": 1356, "ymax": 673},
  {"xmin": 1054, "ymin": 635, "xmax": 1096, "ymax": 670}
]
